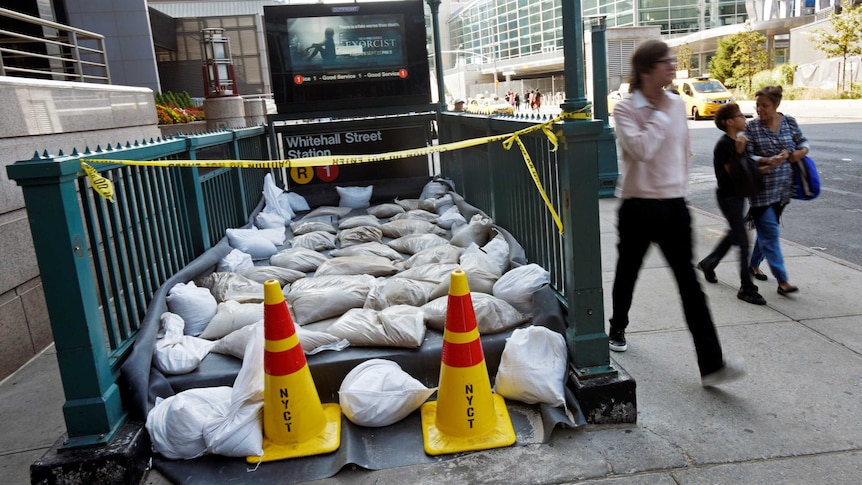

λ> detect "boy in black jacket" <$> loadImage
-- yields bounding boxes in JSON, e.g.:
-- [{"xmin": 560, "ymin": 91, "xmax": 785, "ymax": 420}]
[{"xmin": 697, "ymin": 103, "xmax": 767, "ymax": 305}]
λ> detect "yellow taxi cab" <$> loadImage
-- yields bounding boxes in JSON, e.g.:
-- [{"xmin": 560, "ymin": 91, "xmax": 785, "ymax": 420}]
[
  {"xmin": 466, "ymin": 97, "xmax": 514, "ymax": 115},
  {"xmin": 607, "ymin": 83, "xmax": 631, "ymax": 115},
  {"xmin": 671, "ymin": 76, "xmax": 734, "ymax": 120}
]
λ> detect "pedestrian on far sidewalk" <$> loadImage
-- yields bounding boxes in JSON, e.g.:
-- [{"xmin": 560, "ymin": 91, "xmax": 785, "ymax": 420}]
[
  {"xmin": 608, "ymin": 39, "xmax": 745, "ymax": 387},
  {"xmin": 697, "ymin": 102, "xmax": 767, "ymax": 305}
]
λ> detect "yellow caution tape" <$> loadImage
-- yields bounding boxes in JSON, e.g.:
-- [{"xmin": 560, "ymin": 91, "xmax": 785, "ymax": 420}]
[
  {"xmin": 82, "ymin": 107, "xmax": 592, "ymax": 231},
  {"xmin": 80, "ymin": 161, "xmax": 114, "ymax": 203}
]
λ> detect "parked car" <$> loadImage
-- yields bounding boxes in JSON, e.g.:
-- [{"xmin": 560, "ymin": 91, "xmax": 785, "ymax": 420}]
[
  {"xmin": 671, "ymin": 76, "xmax": 734, "ymax": 120},
  {"xmin": 466, "ymin": 97, "xmax": 514, "ymax": 115},
  {"xmin": 607, "ymin": 83, "xmax": 631, "ymax": 115}
]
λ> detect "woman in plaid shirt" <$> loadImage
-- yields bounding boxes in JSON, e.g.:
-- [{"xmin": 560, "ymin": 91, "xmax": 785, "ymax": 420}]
[{"xmin": 744, "ymin": 85, "xmax": 810, "ymax": 296}]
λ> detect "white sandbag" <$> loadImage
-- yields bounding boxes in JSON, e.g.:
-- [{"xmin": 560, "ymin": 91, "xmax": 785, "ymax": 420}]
[
  {"xmin": 423, "ymin": 293, "xmax": 528, "ymax": 334},
  {"xmin": 226, "ymin": 228, "xmax": 278, "ymax": 260},
  {"xmin": 405, "ymin": 243, "xmax": 464, "ymax": 268},
  {"xmin": 450, "ymin": 213, "xmax": 493, "ymax": 248},
  {"xmin": 338, "ymin": 226, "xmax": 383, "ymax": 247},
  {"xmin": 427, "ymin": 247, "xmax": 502, "ymax": 299},
  {"xmin": 492, "ymin": 263, "xmax": 550, "ymax": 314},
  {"xmin": 338, "ymin": 359, "xmax": 436, "ymax": 427},
  {"xmin": 217, "ymin": 248, "xmax": 254, "ymax": 273},
  {"xmin": 364, "ymin": 277, "xmax": 436, "ymax": 310},
  {"xmin": 395, "ymin": 263, "xmax": 460, "ymax": 285},
  {"xmin": 386, "ymin": 234, "xmax": 449, "ymax": 255},
  {"xmin": 436, "ymin": 205, "xmax": 466, "ymax": 230},
  {"xmin": 199, "ymin": 301, "xmax": 264, "ymax": 340},
  {"xmin": 203, "ymin": 323, "xmax": 264, "ymax": 457},
  {"xmin": 482, "ymin": 232, "xmax": 511, "ymax": 274},
  {"xmin": 304, "ymin": 205, "xmax": 353, "ymax": 218},
  {"xmin": 262, "ymin": 173, "xmax": 294, "ymax": 221},
  {"xmin": 255, "ymin": 211, "xmax": 285, "ymax": 229},
  {"xmin": 238, "ymin": 266, "xmax": 305, "ymax": 285},
  {"xmin": 166, "ymin": 281, "xmax": 218, "ymax": 336},
  {"xmin": 315, "ymin": 255, "xmax": 399, "ymax": 277},
  {"xmin": 290, "ymin": 274, "xmax": 375, "ymax": 292},
  {"xmin": 367, "ymin": 203, "xmax": 405, "ymax": 218},
  {"xmin": 390, "ymin": 209, "xmax": 439, "ymax": 223},
  {"xmin": 286, "ymin": 191, "xmax": 310, "ymax": 212},
  {"xmin": 291, "ymin": 230, "xmax": 337, "ymax": 251},
  {"xmin": 153, "ymin": 312, "xmax": 216, "ymax": 374},
  {"xmin": 287, "ymin": 284, "xmax": 371, "ymax": 325},
  {"xmin": 270, "ymin": 247, "xmax": 329, "ymax": 272},
  {"xmin": 337, "ymin": 185, "xmax": 373, "ymax": 209},
  {"xmin": 331, "ymin": 242, "xmax": 404, "ymax": 261},
  {"xmin": 379, "ymin": 219, "xmax": 447, "ymax": 239},
  {"xmin": 419, "ymin": 178, "xmax": 452, "ymax": 200},
  {"xmin": 146, "ymin": 386, "xmax": 233, "ymax": 460},
  {"xmin": 494, "ymin": 326, "xmax": 567, "ymax": 407},
  {"xmin": 338, "ymin": 214, "xmax": 381, "ymax": 229},
  {"xmin": 196, "ymin": 272, "xmax": 264, "ymax": 303},
  {"xmin": 290, "ymin": 220, "xmax": 336, "ymax": 235},
  {"xmin": 327, "ymin": 305, "xmax": 426, "ymax": 348},
  {"xmin": 211, "ymin": 321, "xmax": 348, "ymax": 359},
  {"xmin": 393, "ymin": 198, "xmax": 421, "ymax": 211},
  {"xmin": 433, "ymin": 193, "xmax": 455, "ymax": 214}
]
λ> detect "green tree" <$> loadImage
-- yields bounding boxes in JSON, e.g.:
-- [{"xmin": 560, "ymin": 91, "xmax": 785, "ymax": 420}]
[
  {"xmin": 809, "ymin": 0, "xmax": 862, "ymax": 92},
  {"xmin": 708, "ymin": 36, "xmax": 737, "ymax": 87},
  {"xmin": 731, "ymin": 22, "xmax": 769, "ymax": 94},
  {"xmin": 676, "ymin": 43, "xmax": 693, "ymax": 74}
]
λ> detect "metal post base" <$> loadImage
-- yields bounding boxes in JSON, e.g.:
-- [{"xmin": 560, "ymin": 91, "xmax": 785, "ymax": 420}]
[
  {"xmin": 567, "ymin": 358, "xmax": 637, "ymax": 424},
  {"xmin": 30, "ymin": 421, "xmax": 150, "ymax": 485}
]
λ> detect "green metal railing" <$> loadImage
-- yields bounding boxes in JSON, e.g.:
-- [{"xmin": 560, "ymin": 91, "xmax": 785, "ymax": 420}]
[{"xmin": 5, "ymin": 127, "xmax": 278, "ymax": 447}]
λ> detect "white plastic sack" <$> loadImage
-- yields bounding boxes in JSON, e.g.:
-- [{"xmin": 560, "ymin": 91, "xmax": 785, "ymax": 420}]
[
  {"xmin": 286, "ymin": 191, "xmax": 310, "ymax": 212},
  {"xmin": 482, "ymin": 232, "xmax": 511, "ymax": 274},
  {"xmin": 395, "ymin": 263, "xmax": 460, "ymax": 285},
  {"xmin": 379, "ymin": 219, "xmax": 447, "ymax": 239},
  {"xmin": 492, "ymin": 263, "xmax": 550, "ymax": 314},
  {"xmin": 331, "ymin": 242, "xmax": 404, "ymax": 261},
  {"xmin": 315, "ymin": 255, "xmax": 399, "ymax": 277},
  {"xmin": 153, "ymin": 312, "xmax": 216, "ymax": 374},
  {"xmin": 289, "ymin": 274, "xmax": 376, "ymax": 292},
  {"xmin": 166, "ymin": 281, "xmax": 218, "ymax": 336},
  {"xmin": 255, "ymin": 211, "xmax": 285, "ymax": 229},
  {"xmin": 419, "ymin": 179, "xmax": 452, "ymax": 200},
  {"xmin": 196, "ymin": 272, "xmax": 264, "ymax": 303},
  {"xmin": 367, "ymin": 203, "xmax": 405, "ymax": 218},
  {"xmin": 290, "ymin": 220, "xmax": 336, "ymax": 236},
  {"xmin": 494, "ymin": 326, "xmax": 567, "ymax": 408},
  {"xmin": 364, "ymin": 277, "xmax": 436, "ymax": 310},
  {"xmin": 338, "ymin": 226, "xmax": 383, "ymax": 247},
  {"xmin": 405, "ymin": 244, "xmax": 464, "ymax": 268},
  {"xmin": 291, "ymin": 230, "xmax": 337, "ymax": 251},
  {"xmin": 337, "ymin": 185, "xmax": 373, "ymax": 209},
  {"xmin": 339, "ymin": 359, "xmax": 436, "ymax": 427},
  {"xmin": 390, "ymin": 209, "xmax": 439, "ymax": 223},
  {"xmin": 217, "ymin": 248, "xmax": 254, "ymax": 273},
  {"xmin": 436, "ymin": 205, "xmax": 467, "ymax": 230},
  {"xmin": 386, "ymin": 234, "xmax": 449, "ymax": 255},
  {"xmin": 199, "ymin": 301, "xmax": 264, "ymax": 340},
  {"xmin": 203, "ymin": 323, "xmax": 264, "ymax": 457},
  {"xmin": 270, "ymin": 247, "xmax": 329, "ymax": 272},
  {"xmin": 238, "ymin": 266, "xmax": 306, "ymax": 286},
  {"xmin": 450, "ymin": 213, "xmax": 493, "ymax": 248},
  {"xmin": 328, "ymin": 306, "xmax": 425, "ymax": 347},
  {"xmin": 423, "ymin": 293, "xmax": 528, "ymax": 335},
  {"xmin": 211, "ymin": 321, "xmax": 348, "ymax": 359},
  {"xmin": 146, "ymin": 386, "xmax": 233, "ymax": 460},
  {"xmin": 304, "ymin": 205, "xmax": 353, "ymax": 218},
  {"xmin": 262, "ymin": 173, "xmax": 295, "ymax": 221},
  {"xmin": 338, "ymin": 214, "xmax": 381, "ymax": 229},
  {"xmin": 226, "ymin": 228, "xmax": 279, "ymax": 260},
  {"xmin": 287, "ymin": 283, "xmax": 372, "ymax": 325}
]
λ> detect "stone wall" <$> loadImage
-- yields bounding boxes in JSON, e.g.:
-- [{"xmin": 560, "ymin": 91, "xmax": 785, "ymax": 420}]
[{"xmin": 0, "ymin": 77, "xmax": 160, "ymax": 379}]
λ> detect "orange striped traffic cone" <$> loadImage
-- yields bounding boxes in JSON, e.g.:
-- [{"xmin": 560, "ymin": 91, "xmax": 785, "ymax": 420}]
[
  {"xmin": 420, "ymin": 269, "xmax": 516, "ymax": 455},
  {"xmin": 247, "ymin": 280, "xmax": 341, "ymax": 463}
]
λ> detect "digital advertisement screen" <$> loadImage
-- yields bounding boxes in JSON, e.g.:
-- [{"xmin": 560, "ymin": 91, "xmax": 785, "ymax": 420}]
[{"xmin": 265, "ymin": 2, "xmax": 431, "ymax": 115}]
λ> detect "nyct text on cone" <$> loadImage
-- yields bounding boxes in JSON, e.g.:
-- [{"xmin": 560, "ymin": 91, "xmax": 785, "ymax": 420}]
[
  {"xmin": 420, "ymin": 269, "xmax": 516, "ymax": 455},
  {"xmin": 247, "ymin": 279, "xmax": 341, "ymax": 463}
]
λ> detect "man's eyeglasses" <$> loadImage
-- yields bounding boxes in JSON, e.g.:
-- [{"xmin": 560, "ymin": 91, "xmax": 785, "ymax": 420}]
[{"xmin": 655, "ymin": 58, "xmax": 676, "ymax": 66}]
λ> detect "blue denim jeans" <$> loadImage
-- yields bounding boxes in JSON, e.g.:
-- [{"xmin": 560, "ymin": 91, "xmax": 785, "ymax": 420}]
[{"xmin": 750, "ymin": 204, "xmax": 789, "ymax": 283}]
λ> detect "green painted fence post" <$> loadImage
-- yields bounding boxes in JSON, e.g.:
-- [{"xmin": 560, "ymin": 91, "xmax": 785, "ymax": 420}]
[
  {"xmin": 6, "ymin": 154, "xmax": 126, "ymax": 447},
  {"xmin": 180, "ymin": 136, "xmax": 211, "ymax": 254}
]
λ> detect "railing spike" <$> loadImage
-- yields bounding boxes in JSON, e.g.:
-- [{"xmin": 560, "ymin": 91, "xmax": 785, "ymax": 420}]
[
  {"xmin": 42, "ymin": 149, "xmax": 51, "ymax": 158},
  {"xmin": 83, "ymin": 146, "xmax": 92, "ymax": 154},
  {"xmin": 71, "ymin": 148, "xmax": 79, "ymax": 156},
  {"xmin": 58, "ymin": 149, "xmax": 65, "ymax": 156},
  {"xmin": 95, "ymin": 145, "xmax": 103, "ymax": 152},
  {"xmin": 116, "ymin": 142, "xmax": 122, "ymax": 149},
  {"xmin": 125, "ymin": 141, "xmax": 132, "ymax": 148},
  {"xmin": 134, "ymin": 140, "xmax": 140, "ymax": 146},
  {"xmin": 31, "ymin": 151, "xmax": 42, "ymax": 160},
  {"xmin": 105, "ymin": 144, "xmax": 113, "ymax": 151}
]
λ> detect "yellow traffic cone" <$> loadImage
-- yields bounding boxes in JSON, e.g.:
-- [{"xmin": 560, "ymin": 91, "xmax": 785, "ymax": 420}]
[
  {"xmin": 247, "ymin": 280, "xmax": 341, "ymax": 463},
  {"xmin": 420, "ymin": 269, "xmax": 516, "ymax": 455}
]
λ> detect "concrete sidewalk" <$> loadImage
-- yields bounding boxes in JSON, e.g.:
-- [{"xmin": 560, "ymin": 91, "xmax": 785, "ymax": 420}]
[{"xmin": 2, "ymin": 198, "xmax": 861, "ymax": 484}]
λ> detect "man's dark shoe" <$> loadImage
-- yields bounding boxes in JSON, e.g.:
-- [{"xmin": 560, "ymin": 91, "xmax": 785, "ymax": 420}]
[
  {"xmin": 609, "ymin": 328, "xmax": 627, "ymax": 352},
  {"xmin": 738, "ymin": 289, "xmax": 767, "ymax": 305},
  {"xmin": 697, "ymin": 260, "xmax": 717, "ymax": 283}
]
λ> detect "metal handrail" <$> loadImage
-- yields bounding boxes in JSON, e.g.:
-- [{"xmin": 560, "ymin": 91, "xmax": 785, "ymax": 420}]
[{"xmin": 0, "ymin": 6, "xmax": 110, "ymax": 84}]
